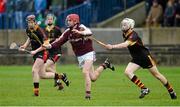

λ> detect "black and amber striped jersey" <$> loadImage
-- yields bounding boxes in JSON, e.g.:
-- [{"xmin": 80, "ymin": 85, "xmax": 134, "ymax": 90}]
[
  {"xmin": 45, "ymin": 25, "xmax": 62, "ymax": 43},
  {"xmin": 44, "ymin": 25, "xmax": 62, "ymax": 54},
  {"xmin": 123, "ymin": 30, "xmax": 151, "ymax": 59},
  {"xmin": 26, "ymin": 24, "xmax": 47, "ymax": 51}
]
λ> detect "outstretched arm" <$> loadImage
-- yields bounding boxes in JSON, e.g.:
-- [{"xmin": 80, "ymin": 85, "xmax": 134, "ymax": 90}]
[
  {"xmin": 30, "ymin": 46, "xmax": 46, "ymax": 55},
  {"xmin": 31, "ymin": 39, "xmax": 49, "ymax": 55},
  {"xmin": 106, "ymin": 41, "xmax": 130, "ymax": 49},
  {"xmin": 43, "ymin": 30, "xmax": 69, "ymax": 49},
  {"xmin": 89, "ymin": 36, "xmax": 130, "ymax": 49}
]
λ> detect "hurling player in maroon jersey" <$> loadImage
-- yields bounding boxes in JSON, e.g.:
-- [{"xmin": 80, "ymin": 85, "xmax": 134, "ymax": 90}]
[
  {"xmin": 105, "ymin": 18, "xmax": 177, "ymax": 99},
  {"xmin": 43, "ymin": 14, "xmax": 115, "ymax": 99}
]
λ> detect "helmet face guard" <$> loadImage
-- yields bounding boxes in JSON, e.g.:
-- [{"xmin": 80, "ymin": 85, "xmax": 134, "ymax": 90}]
[
  {"xmin": 65, "ymin": 14, "xmax": 80, "ymax": 28},
  {"xmin": 27, "ymin": 21, "xmax": 35, "ymax": 29},
  {"xmin": 121, "ymin": 18, "xmax": 135, "ymax": 31},
  {"xmin": 46, "ymin": 14, "xmax": 55, "ymax": 25}
]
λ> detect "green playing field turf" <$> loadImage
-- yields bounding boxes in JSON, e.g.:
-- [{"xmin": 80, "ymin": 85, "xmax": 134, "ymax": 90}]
[{"xmin": 0, "ymin": 65, "xmax": 179, "ymax": 106}]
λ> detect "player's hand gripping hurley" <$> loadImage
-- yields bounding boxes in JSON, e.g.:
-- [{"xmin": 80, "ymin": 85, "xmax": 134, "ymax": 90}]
[{"xmin": 9, "ymin": 42, "xmax": 31, "ymax": 53}]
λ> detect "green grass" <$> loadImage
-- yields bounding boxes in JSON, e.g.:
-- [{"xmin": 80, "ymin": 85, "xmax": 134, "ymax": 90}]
[{"xmin": 0, "ymin": 65, "xmax": 180, "ymax": 106}]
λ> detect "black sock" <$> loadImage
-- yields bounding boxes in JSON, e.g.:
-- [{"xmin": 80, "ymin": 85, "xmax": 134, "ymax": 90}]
[
  {"xmin": 86, "ymin": 91, "xmax": 91, "ymax": 96},
  {"xmin": 101, "ymin": 63, "xmax": 107, "ymax": 69},
  {"xmin": 34, "ymin": 82, "xmax": 39, "ymax": 88},
  {"xmin": 54, "ymin": 73, "xmax": 59, "ymax": 79}
]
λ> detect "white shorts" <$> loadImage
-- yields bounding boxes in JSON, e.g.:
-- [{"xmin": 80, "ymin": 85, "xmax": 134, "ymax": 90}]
[{"xmin": 77, "ymin": 51, "xmax": 96, "ymax": 68}]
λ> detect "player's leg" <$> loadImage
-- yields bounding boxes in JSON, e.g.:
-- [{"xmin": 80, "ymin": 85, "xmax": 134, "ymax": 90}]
[
  {"xmin": 46, "ymin": 52, "xmax": 60, "ymax": 73},
  {"xmin": 44, "ymin": 59, "xmax": 63, "ymax": 89},
  {"xmin": 89, "ymin": 58, "xmax": 115, "ymax": 82},
  {"xmin": 88, "ymin": 59, "xmax": 103, "ymax": 82},
  {"xmin": 82, "ymin": 59, "xmax": 93, "ymax": 99},
  {"xmin": 45, "ymin": 56, "xmax": 70, "ymax": 87},
  {"xmin": 39, "ymin": 59, "xmax": 66, "ymax": 90},
  {"xmin": 45, "ymin": 59, "xmax": 56, "ymax": 73},
  {"xmin": 101, "ymin": 58, "xmax": 115, "ymax": 71},
  {"xmin": 148, "ymin": 66, "xmax": 177, "ymax": 99},
  {"xmin": 32, "ymin": 58, "xmax": 44, "ymax": 96},
  {"xmin": 39, "ymin": 63, "xmax": 55, "ymax": 79},
  {"xmin": 124, "ymin": 62, "xmax": 140, "ymax": 79},
  {"xmin": 37, "ymin": 51, "xmax": 55, "ymax": 79},
  {"xmin": 124, "ymin": 62, "xmax": 150, "ymax": 98},
  {"xmin": 83, "ymin": 59, "xmax": 115, "ymax": 99},
  {"xmin": 78, "ymin": 51, "xmax": 114, "ymax": 99}
]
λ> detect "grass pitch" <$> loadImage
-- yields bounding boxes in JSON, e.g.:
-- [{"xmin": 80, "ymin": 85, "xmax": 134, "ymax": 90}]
[{"xmin": 0, "ymin": 65, "xmax": 179, "ymax": 106}]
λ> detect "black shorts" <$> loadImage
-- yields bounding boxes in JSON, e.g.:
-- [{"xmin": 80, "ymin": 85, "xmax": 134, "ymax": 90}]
[
  {"xmin": 48, "ymin": 52, "xmax": 61, "ymax": 63},
  {"xmin": 33, "ymin": 51, "xmax": 48, "ymax": 63},
  {"xmin": 131, "ymin": 55, "xmax": 156, "ymax": 69}
]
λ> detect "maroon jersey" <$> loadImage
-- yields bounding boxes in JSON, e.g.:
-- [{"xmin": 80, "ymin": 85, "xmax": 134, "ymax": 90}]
[{"xmin": 51, "ymin": 24, "xmax": 93, "ymax": 56}]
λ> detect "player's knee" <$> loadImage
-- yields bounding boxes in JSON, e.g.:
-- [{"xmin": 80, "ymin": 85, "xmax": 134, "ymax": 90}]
[
  {"xmin": 32, "ymin": 70, "xmax": 40, "ymax": 79},
  {"xmin": 82, "ymin": 70, "xmax": 87, "ymax": 74},
  {"xmin": 124, "ymin": 70, "xmax": 131, "ymax": 76},
  {"xmin": 32, "ymin": 66, "xmax": 40, "ymax": 72},
  {"xmin": 32, "ymin": 69, "xmax": 38, "ymax": 74},
  {"xmin": 39, "ymin": 74, "xmax": 46, "ymax": 79},
  {"xmin": 45, "ymin": 67, "xmax": 51, "ymax": 72},
  {"xmin": 91, "ymin": 78, "xmax": 96, "ymax": 82},
  {"xmin": 82, "ymin": 69, "xmax": 90, "ymax": 75}
]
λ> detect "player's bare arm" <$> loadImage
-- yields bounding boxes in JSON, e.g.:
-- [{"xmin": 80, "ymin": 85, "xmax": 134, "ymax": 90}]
[
  {"xmin": 32, "ymin": 39, "xmax": 50, "ymax": 54},
  {"xmin": 19, "ymin": 37, "xmax": 30, "ymax": 51},
  {"xmin": 106, "ymin": 41, "xmax": 130, "ymax": 49},
  {"xmin": 30, "ymin": 46, "xmax": 46, "ymax": 55},
  {"xmin": 43, "ymin": 33, "xmax": 66, "ymax": 49}
]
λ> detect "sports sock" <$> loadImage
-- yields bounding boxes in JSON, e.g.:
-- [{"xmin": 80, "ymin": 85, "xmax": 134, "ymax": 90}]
[
  {"xmin": 86, "ymin": 91, "xmax": 91, "ymax": 96},
  {"xmin": 54, "ymin": 73, "xmax": 62, "ymax": 79},
  {"xmin": 131, "ymin": 75, "xmax": 146, "ymax": 89},
  {"xmin": 164, "ymin": 82, "xmax": 174, "ymax": 93},
  {"xmin": 33, "ymin": 82, "xmax": 39, "ymax": 96},
  {"xmin": 34, "ymin": 82, "xmax": 39, "ymax": 88},
  {"xmin": 101, "ymin": 63, "xmax": 107, "ymax": 69}
]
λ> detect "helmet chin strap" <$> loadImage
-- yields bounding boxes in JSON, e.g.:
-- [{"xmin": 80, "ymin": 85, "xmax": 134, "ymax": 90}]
[
  {"xmin": 69, "ymin": 23, "xmax": 79, "ymax": 29},
  {"xmin": 73, "ymin": 23, "xmax": 79, "ymax": 28},
  {"xmin": 123, "ymin": 28, "xmax": 129, "ymax": 33}
]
